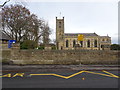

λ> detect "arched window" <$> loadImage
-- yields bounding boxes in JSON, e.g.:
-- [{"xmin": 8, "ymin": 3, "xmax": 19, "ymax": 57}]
[
  {"xmin": 94, "ymin": 40, "xmax": 97, "ymax": 47},
  {"xmin": 66, "ymin": 40, "xmax": 69, "ymax": 47},
  {"xmin": 73, "ymin": 40, "xmax": 76, "ymax": 47},
  {"xmin": 59, "ymin": 22, "xmax": 61, "ymax": 25},
  {"xmin": 102, "ymin": 39, "xmax": 105, "ymax": 41},
  {"xmin": 59, "ymin": 22, "xmax": 61, "ymax": 28},
  {"xmin": 101, "ymin": 45, "xmax": 104, "ymax": 48},
  {"xmin": 107, "ymin": 38, "xmax": 109, "ymax": 41},
  {"xmin": 80, "ymin": 41, "xmax": 83, "ymax": 47},
  {"xmin": 87, "ymin": 40, "xmax": 90, "ymax": 47}
]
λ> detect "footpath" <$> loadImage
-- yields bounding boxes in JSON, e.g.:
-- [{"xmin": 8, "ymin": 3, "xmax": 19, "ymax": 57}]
[{"xmin": 1, "ymin": 65, "xmax": 119, "ymax": 72}]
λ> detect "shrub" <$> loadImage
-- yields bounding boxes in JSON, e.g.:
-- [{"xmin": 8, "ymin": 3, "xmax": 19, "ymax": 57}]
[
  {"xmin": 52, "ymin": 46, "xmax": 56, "ymax": 50},
  {"xmin": 110, "ymin": 44, "xmax": 120, "ymax": 50},
  {"xmin": 38, "ymin": 46, "xmax": 44, "ymax": 50},
  {"xmin": 20, "ymin": 40, "xmax": 38, "ymax": 49}
]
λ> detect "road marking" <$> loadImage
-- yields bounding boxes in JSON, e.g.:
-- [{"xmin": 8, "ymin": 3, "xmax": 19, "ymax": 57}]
[
  {"xmin": 30, "ymin": 70, "xmax": 119, "ymax": 79},
  {"xmin": 102, "ymin": 70, "xmax": 119, "ymax": 78},
  {"xmin": 1, "ymin": 71, "xmax": 119, "ymax": 79},
  {"xmin": 30, "ymin": 73, "xmax": 68, "ymax": 79},
  {"xmin": 30, "ymin": 71, "xmax": 85, "ymax": 79},
  {"xmin": 0, "ymin": 73, "xmax": 25, "ymax": 78},
  {"xmin": 82, "ymin": 78, "xmax": 85, "ymax": 80},
  {"xmin": 65, "ymin": 71, "xmax": 84, "ymax": 79},
  {"xmin": 0, "ymin": 74, "xmax": 11, "ymax": 78},
  {"xmin": 13, "ymin": 73, "xmax": 24, "ymax": 77},
  {"xmin": 84, "ymin": 71, "xmax": 119, "ymax": 78}
]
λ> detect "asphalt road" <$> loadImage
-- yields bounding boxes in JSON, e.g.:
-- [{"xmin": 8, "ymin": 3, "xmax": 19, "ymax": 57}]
[{"xmin": 2, "ymin": 70, "xmax": 119, "ymax": 88}]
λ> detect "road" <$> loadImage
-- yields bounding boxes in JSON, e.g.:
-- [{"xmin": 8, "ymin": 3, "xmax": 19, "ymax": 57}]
[{"xmin": 1, "ymin": 70, "xmax": 119, "ymax": 88}]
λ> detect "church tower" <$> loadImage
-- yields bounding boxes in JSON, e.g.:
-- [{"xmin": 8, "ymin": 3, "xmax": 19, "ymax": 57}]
[{"xmin": 56, "ymin": 17, "xmax": 64, "ymax": 50}]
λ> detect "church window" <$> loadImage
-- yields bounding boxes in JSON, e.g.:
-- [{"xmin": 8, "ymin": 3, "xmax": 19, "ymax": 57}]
[
  {"xmin": 94, "ymin": 40, "xmax": 97, "ymax": 47},
  {"xmin": 87, "ymin": 40, "xmax": 90, "ymax": 47},
  {"xmin": 101, "ymin": 45, "xmax": 104, "ymax": 48},
  {"xmin": 59, "ymin": 22, "xmax": 61, "ymax": 28},
  {"xmin": 59, "ymin": 26, "xmax": 61, "ymax": 28},
  {"xmin": 59, "ymin": 22, "xmax": 61, "ymax": 25},
  {"xmin": 73, "ymin": 40, "xmax": 76, "ymax": 47},
  {"xmin": 66, "ymin": 40, "xmax": 69, "ymax": 47},
  {"xmin": 102, "ymin": 39, "xmax": 105, "ymax": 41},
  {"xmin": 80, "ymin": 41, "xmax": 83, "ymax": 47},
  {"xmin": 107, "ymin": 38, "xmax": 109, "ymax": 41}
]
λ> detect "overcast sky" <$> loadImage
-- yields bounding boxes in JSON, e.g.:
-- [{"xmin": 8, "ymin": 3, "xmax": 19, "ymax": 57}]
[{"xmin": 1, "ymin": 0, "xmax": 119, "ymax": 44}]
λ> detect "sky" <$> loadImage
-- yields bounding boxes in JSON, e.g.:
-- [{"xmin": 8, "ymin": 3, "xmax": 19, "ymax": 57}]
[{"xmin": 0, "ymin": 0, "xmax": 119, "ymax": 44}]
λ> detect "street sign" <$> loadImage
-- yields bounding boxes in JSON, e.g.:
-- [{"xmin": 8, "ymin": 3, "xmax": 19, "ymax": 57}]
[
  {"xmin": 8, "ymin": 40, "xmax": 16, "ymax": 48},
  {"xmin": 78, "ymin": 34, "xmax": 84, "ymax": 41}
]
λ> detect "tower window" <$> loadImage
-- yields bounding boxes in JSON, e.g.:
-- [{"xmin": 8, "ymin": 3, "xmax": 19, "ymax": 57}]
[
  {"xmin": 80, "ymin": 41, "xmax": 83, "ymax": 47},
  {"xmin": 87, "ymin": 40, "xmax": 90, "ymax": 47},
  {"xmin": 59, "ymin": 26, "xmax": 61, "ymax": 28},
  {"xmin": 94, "ymin": 40, "xmax": 97, "ymax": 47},
  {"xmin": 73, "ymin": 40, "xmax": 76, "ymax": 47},
  {"xmin": 66, "ymin": 40, "xmax": 69, "ymax": 47},
  {"xmin": 59, "ymin": 22, "xmax": 61, "ymax": 25},
  {"xmin": 102, "ymin": 39, "xmax": 105, "ymax": 41},
  {"xmin": 101, "ymin": 45, "xmax": 104, "ymax": 48}
]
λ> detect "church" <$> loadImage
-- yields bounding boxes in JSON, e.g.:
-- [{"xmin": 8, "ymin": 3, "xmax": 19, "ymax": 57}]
[{"xmin": 56, "ymin": 17, "xmax": 111, "ymax": 50}]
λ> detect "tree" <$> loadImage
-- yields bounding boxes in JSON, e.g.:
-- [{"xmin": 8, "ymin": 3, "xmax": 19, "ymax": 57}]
[
  {"xmin": 0, "ymin": 0, "xmax": 10, "ymax": 8},
  {"xmin": 2, "ymin": 4, "xmax": 30, "ymax": 42},
  {"xmin": 1, "ymin": 4, "xmax": 43, "ymax": 43},
  {"xmin": 20, "ymin": 40, "xmax": 37, "ymax": 49},
  {"xmin": 22, "ymin": 14, "xmax": 44, "ymax": 44},
  {"xmin": 41, "ymin": 22, "xmax": 51, "ymax": 46},
  {"xmin": 110, "ymin": 44, "xmax": 120, "ymax": 50},
  {"xmin": 1, "ymin": 4, "xmax": 52, "ymax": 49}
]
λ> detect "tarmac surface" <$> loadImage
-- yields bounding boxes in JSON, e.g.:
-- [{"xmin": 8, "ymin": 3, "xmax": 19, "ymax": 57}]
[
  {"xmin": 1, "ymin": 65, "xmax": 120, "ymax": 88},
  {"xmin": 2, "ymin": 70, "xmax": 119, "ymax": 88}
]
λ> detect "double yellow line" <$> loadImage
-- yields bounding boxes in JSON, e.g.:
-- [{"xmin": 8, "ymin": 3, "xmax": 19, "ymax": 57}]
[
  {"xmin": 0, "ymin": 70, "xmax": 119, "ymax": 79},
  {"xmin": 30, "ymin": 70, "xmax": 119, "ymax": 79}
]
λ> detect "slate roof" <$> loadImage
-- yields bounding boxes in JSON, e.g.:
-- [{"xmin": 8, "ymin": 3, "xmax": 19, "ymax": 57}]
[
  {"xmin": 100, "ymin": 36, "xmax": 110, "ymax": 38},
  {"xmin": 0, "ymin": 32, "xmax": 11, "ymax": 40},
  {"xmin": 65, "ymin": 33, "xmax": 99, "ymax": 36}
]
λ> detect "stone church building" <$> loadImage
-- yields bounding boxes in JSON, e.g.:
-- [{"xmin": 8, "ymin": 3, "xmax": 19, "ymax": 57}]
[{"xmin": 56, "ymin": 17, "xmax": 111, "ymax": 50}]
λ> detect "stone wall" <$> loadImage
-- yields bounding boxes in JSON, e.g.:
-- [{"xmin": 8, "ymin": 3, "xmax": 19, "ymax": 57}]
[
  {"xmin": 2, "ymin": 44, "xmax": 10, "ymax": 50},
  {"xmin": 1, "ymin": 49, "xmax": 119, "ymax": 65}
]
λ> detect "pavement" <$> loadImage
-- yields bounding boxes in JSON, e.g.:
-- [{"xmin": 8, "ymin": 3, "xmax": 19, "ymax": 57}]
[{"xmin": 1, "ymin": 65, "xmax": 120, "ymax": 72}]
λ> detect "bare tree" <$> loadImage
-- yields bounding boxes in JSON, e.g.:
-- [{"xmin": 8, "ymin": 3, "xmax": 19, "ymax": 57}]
[
  {"xmin": 2, "ymin": 4, "xmax": 52, "ymax": 49},
  {"xmin": 0, "ymin": 0, "xmax": 10, "ymax": 8},
  {"xmin": 22, "ymin": 14, "xmax": 45, "ymax": 44},
  {"xmin": 1, "ymin": 4, "xmax": 44, "ymax": 44},
  {"xmin": 41, "ymin": 22, "xmax": 52, "ymax": 46},
  {"xmin": 2, "ymin": 4, "xmax": 30, "ymax": 42}
]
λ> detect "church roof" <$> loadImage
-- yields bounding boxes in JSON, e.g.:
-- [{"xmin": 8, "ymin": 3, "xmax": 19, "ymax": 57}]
[
  {"xmin": 65, "ymin": 33, "xmax": 99, "ymax": 36},
  {"xmin": 100, "ymin": 36, "xmax": 110, "ymax": 38}
]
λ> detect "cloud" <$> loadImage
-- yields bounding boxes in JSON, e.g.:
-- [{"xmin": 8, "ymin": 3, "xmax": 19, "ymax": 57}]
[
  {"xmin": 24, "ymin": 0, "xmax": 119, "ymax": 2},
  {"xmin": 111, "ymin": 36, "xmax": 118, "ymax": 44}
]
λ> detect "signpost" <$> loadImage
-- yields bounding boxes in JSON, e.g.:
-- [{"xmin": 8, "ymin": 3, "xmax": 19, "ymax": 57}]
[
  {"xmin": 78, "ymin": 34, "xmax": 84, "ymax": 41},
  {"xmin": 8, "ymin": 40, "xmax": 16, "ymax": 48}
]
